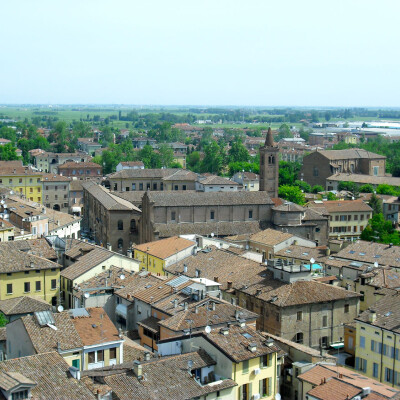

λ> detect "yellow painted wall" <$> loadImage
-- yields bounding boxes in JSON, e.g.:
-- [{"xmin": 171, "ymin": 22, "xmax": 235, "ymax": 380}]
[
  {"xmin": 329, "ymin": 211, "xmax": 371, "ymax": 239},
  {"xmin": 0, "ymin": 268, "xmax": 60, "ymax": 303},
  {"xmin": 0, "ymin": 175, "xmax": 43, "ymax": 203},
  {"xmin": 134, "ymin": 250, "xmax": 165, "ymax": 276},
  {"xmin": 0, "ymin": 228, "xmax": 14, "ymax": 241},
  {"xmin": 355, "ymin": 321, "xmax": 400, "ymax": 386},
  {"xmin": 234, "ymin": 354, "xmax": 276, "ymax": 399}
]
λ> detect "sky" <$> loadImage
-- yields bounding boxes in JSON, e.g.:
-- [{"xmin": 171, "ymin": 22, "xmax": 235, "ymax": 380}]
[{"xmin": 1, "ymin": 0, "xmax": 399, "ymax": 107}]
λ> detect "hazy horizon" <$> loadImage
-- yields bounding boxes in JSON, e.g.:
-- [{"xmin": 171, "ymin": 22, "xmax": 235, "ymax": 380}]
[{"xmin": 1, "ymin": 0, "xmax": 399, "ymax": 107}]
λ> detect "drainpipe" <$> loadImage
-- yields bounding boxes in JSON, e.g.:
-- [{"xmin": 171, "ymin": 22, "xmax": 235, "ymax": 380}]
[
  {"xmin": 393, "ymin": 334, "xmax": 397, "ymax": 387},
  {"xmin": 380, "ymin": 331, "xmax": 384, "ymax": 383}
]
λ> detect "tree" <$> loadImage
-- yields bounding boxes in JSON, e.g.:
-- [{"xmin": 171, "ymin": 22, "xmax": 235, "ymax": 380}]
[
  {"xmin": 294, "ymin": 180, "xmax": 311, "ymax": 193},
  {"xmin": 324, "ymin": 111, "xmax": 332, "ymax": 121},
  {"xmin": 0, "ymin": 313, "xmax": 7, "ymax": 327},
  {"xmin": 279, "ymin": 161, "xmax": 302, "ymax": 186},
  {"xmin": 277, "ymin": 124, "xmax": 293, "ymax": 141},
  {"xmin": 361, "ymin": 213, "xmax": 400, "ymax": 245},
  {"xmin": 0, "ymin": 143, "xmax": 18, "ymax": 161},
  {"xmin": 368, "ymin": 193, "xmax": 383, "ymax": 215},
  {"xmin": 359, "ymin": 184, "xmax": 374, "ymax": 193},
  {"xmin": 187, "ymin": 151, "xmax": 201, "ymax": 172},
  {"xmin": 228, "ymin": 139, "xmax": 249, "ymax": 164},
  {"xmin": 200, "ymin": 141, "xmax": 224, "ymax": 174},
  {"xmin": 312, "ymin": 185, "xmax": 324, "ymax": 194},
  {"xmin": 327, "ymin": 192, "xmax": 337, "ymax": 200},
  {"xmin": 158, "ymin": 144, "xmax": 174, "ymax": 168},
  {"xmin": 278, "ymin": 185, "xmax": 306, "ymax": 205},
  {"xmin": 376, "ymin": 184, "xmax": 397, "ymax": 196}
]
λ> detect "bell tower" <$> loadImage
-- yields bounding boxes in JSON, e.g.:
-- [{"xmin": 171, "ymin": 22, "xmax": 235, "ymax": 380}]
[{"xmin": 259, "ymin": 127, "xmax": 279, "ymax": 198}]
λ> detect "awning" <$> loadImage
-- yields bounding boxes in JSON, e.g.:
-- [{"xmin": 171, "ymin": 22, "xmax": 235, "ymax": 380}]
[
  {"xmin": 116, "ymin": 304, "xmax": 127, "ymax": 319},
  {"xmin": 330, "ymin": 342, "xmax": 344, "ymax": 349}
]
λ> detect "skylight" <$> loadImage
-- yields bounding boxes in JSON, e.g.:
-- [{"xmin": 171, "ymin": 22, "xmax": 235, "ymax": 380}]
[{"xmin": 242, "ymin": 333, "xmax": 253, "ymax": 339}]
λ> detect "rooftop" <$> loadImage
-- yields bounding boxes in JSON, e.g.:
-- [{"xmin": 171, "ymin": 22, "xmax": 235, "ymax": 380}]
[
  {"xmin": 134, "ymin": 236, "xmax": 195, "ymax": 259},
  {"xmin": 335, "ymin": 240, "xmax": 400, "ymax": 268},
  {"xmin": 327, "ymin": 173, "xmax": 400, "ymax": 186},
  {"xmin": 0, "ymin": 296, "xmax": 52, "ymax": 317},
  {"xmin": 308, "ymin": 199, "xmax": 373, "ymax": 213},
  {"xmin": 82, "ymin": 181, "xmax": 141, "ymax": 211},
  {"xmin": 249, "ymin": 228, "xmax": 294, "ymax": 246},
  {"xmin": 317, "ymin": 148, "xmax": 386, "ymax": 160},
  {"xmin": 0, "ymin": 352, "xmax": 96, "ymax": 400}
]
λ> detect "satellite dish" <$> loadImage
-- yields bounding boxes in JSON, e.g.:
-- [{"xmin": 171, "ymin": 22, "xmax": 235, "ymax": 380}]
[
  {"xmin": 57, "ymin": 305, "xmax": 64, "ymax": 312},
  {"xmin": 205, "ymin": 325, "xmax": 211, "ymax": 334},
  {"xmin": 374, "ymin": 262, "xmax": 378, "ymax": 268},
  {"xmin": 120, "ymin": 274, "xmax": 125, "ymax": 280},
  {"xmin": 310, "ymin": 257, "xmax": 315, "ymax": 265},
  {"xmin": 84, "ymin": 292, "xmax": 90, "ymax": 299},
  {"xmin": 275, "ymin": 394, "xmax": 281, "ymax": 400}
]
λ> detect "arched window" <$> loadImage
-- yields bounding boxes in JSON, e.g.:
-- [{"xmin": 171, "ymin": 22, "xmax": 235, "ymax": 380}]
[
  {"xmin": 261, "ymin": 155, "xmax": 264, "ymax": 165},
  {"xmin": 117, "ymin": 220, "xmax": 123, "ymax": 230},
  {"xmin": 130, "ymin": 219, "xmax": 136, "ymax": 232},
  {"xmin": 118, "ymin": 238, "xmax": 123, "ymax": 249}
]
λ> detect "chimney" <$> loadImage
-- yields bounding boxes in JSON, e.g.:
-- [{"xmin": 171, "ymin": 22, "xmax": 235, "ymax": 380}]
[
  {"xmin": 21, "ymin": 229, "xmax": 24, "ymax": 235},
  {"xmin": 30, "ymin": 261, "xmax": 34, "ymax": 268},
  {"xmin": 195, "ymin": 306, "xmax": 199, "ymax": 314},
  {"xmin": 107, "ymin": 243, "xmax": 112, "ymax": 251},
  {"xmin": 247, "ymin": 343, "xmax": 257, "ymax": 352},
  {"xmin": 212, "ymin": 302, "xmax": 216, "ymax": 311},
  {"xmin": 214, "ymin": 276, "xmax": 219, "ymax": 283},
  {"xmin": 220, "ymin": 327, "xmax": 229, "ymax": 335},
  {"xmin": 127, "ymin": 249, "xmax": 133, "ymax": 258},
  {"xmin": 235, "ymin": 309, "xmax": 240, "ymax": 320},
  {"xmin": 80, "ymin": 249, "xmax": 84, "ymax": 257},
  {"xmin": 97, "ymin": 389, "xmax": 101, "ymax": 400},
  {"xmin": 133, "ymin": 360, "xmax": 142, "ymax": 379},
  {"xmin": 69, "ymin": 366, "xmax": 81, "ymax": 380},
  {"xmin": 174, "ymin": 299, "xmax": 178, "ymax": 308},
  {"xmin": 325, "ymin": 248, "xmax": 331, "ymax": 256},
  {"xmin": 184, "ymin": 302, "xmax": 188, "ymax": 311},
  {"xmin": 144, "ymin": 352, "xmax": 151, "ymax": 361},
  {"xmin": 183, "ymin": 264, "xmax": 188, "ymax": 273},
  {"xmin": 369, "ymin": 309, "xmax": 377, "ymax": 323},
  {"xmin": 195, "ymin": 269, "xmax": 200, "ymax": 278},
  {"xmin": 227, "ymin": 281, "xmax": 232, "ymax": 290},
  {"xmin": 57, "ymin": 220, "xmax": 60, "ymax": 226}
]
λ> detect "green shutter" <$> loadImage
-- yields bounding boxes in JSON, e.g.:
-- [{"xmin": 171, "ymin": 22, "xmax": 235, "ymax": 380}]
[
  {"xmin": 259, "ymin": 379, "xmax": 263, "ymax": 396},
  {"xmin": 268, "ymin": 354, "xmax": 272, "ymax": 367},
  {"xmin": 268, "ymin": 377, "xmax": 272, "ymax": 396},
  {"xmin": 239, "ymin": 384, "xmax": 243, "ymax": 400},
  {"xmin": 249, "ymin": 382, "xmax": 253, "ymax": 399}
]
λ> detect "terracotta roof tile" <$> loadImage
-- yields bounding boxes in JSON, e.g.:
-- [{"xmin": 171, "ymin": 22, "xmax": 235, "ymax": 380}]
[
  {"xmin": 0, "ymin": 352, "xmax": 96, "ymax": 399},
  {"xmin": 71, "ymin": 307, "xmax": 120, "ymax": 346},
  {"xmin": 0, "ymin": 296, "xmax": 51, "ymax": 316},
  {"xmin": 250, "ymin": 228, "xmax": 294, "ymax": 246},
  {"xmin": 134, "ymin": 236, "xmax": 195, "ymax": 259}
]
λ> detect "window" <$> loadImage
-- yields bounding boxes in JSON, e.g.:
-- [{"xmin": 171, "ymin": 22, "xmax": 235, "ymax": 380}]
[
  {"xmin": 139, "ymin": 183, "xmax": 143, "ymax": 190},
  {"xmin": 153, "ymin": 183, "xmax": 157, "ymax": 190},
  {"xmin": 118, "ymin": 238, "xmax": 123, "ymax": 249},
  {"xmin": 354, "ymin": 215, "xmax": 358, "ymax": 220},
  {"xmin": 385, "ymin": 367, "xmax": 393, "ymax": 383},
  {"xmin": 240, "ymin": 383, "xmax": 249, "ymax": 400},
  {"xmin": 261, "ymin": 354, "xmax": 271, "ymax": 368},
  {"xmin": 110, "ymin": 347, "xmax": 117, "ymax": 360},
  {"xmin": 322, "ymin": 315, "xmax": 328, "ymax": 327},
  {"xmin": 6, "ymin": 284, "xmax": 12, "ymax": 294},
  {"xmin": 297, "ymin": 311, "xmax": 303, "ymax": 321},
  {"xmin": 242, "ymin": 360, "xmax": 249, "ymax": 373},
  {"xmin": 374, "ymin": 166, "xmax": 379, "ymax": 176},
  {"xmin": 360, "ymin": 335, "xmax": 365, "ymax": 349},
  {"xmin": 182, "ymin": 185, "xmax": 186, "ymax": 190},
  {"xmin": 295, "ymin": 332, "xmax": 303, "ymax": 344},
  {"xmin": 260, "ymin": 377, "xmax": 272, "ymax": 397},
  {"xmin": 88, "ymin": 351, "xmax": 95, "ymax": 364},
  {"xmin": 24, "ymin": 282, "xmax": 30, "ymax": 293},
  {"xmin": 114, "ymin": 183, "xmax": 118, "ymax": 190},
  {"xmin": 51, "ymin": 279, "xmax": 57, "ymax": 290},
  {"xmin": 36, "ymin": 281, "xmax": 41, "ymax": 291},
  {"xmin": 360, "ymin": 291, "xmax": 365, "ymax": 302},
  {"xmin": 210, "ymin": 211, "xmax": 215, "ymax": 220},
  {"xmin": 360, "ymin": 214, "xmax": 364, "ymax": 221},
  {"xmin": 11, "ymin": 390, "xmax": 29, "ymax": 400},
  {"xmin": 97, "ymin": 350, "xmax": 104, "ymax": 362},
  {"xmin": 373, "ymin": 362, "xmax": 379, "ymax": 378},
  {"xmin": 130, "ymin": 219, "xmax": 137, "ymax": 232},
  {"xmin": 19, "ymin": 178, "xmax": 22, "ymax": 183},
  {"xmin": 321, "ymin": 336, "xmax": 329, "ymax": 348},
  {"xmin": 132, "ymin": 183, "xmax": 136, "ymax": 190},
  {"xmin": 146, "ymin": 183, "xmax": 150, "ymax": 190},
  {"xmin": 344, "ymin": 304, "xmax": 349, "ymax": 313},
  {"xmin": 248, "ymin": 210, "xmax": 253, "ymax": 219},
  {"xmin": 313, "ymin": 167, "xmax": 319, "ymax": 177},
  {"xmin": 171, "ymin": 212, "xmax": 176, "ymax": 221},
  {"xmin": 117, "ymin": 220, "xmax": 123, "ymax": 230}
]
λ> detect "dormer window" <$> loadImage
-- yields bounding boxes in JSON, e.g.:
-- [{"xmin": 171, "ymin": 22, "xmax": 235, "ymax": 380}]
[{"xmin": 12, "ymin": 389, "xmax": 29, "ymax": 399}]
